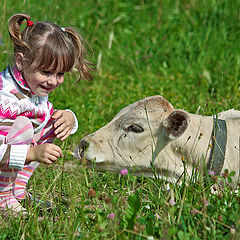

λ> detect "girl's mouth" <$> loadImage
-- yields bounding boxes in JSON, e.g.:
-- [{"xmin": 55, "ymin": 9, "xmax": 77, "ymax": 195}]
[{"xmin": 40, "ymin": 85, "xmax": 52, "ymax": 91}]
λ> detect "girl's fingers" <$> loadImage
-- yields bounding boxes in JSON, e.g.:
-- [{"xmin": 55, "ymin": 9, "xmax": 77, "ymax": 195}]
[
  {"xmin": 55, "ymin": 126, "xmax": 70, "ymax": 139},
  {"xmin": 52, "ymin": 110, "xmax": 63, "ymax": 119},
  {"xmin": 50, "ymin": 150, "xmax": 61, "ymax": 159},
  {"xmin": 60, "ymin": 130, "xmax": 71, "ymax": 141},
  {"xmin": 54, "ymin": 121, "xmax": 71, "ymax": 134},
  {"xmin": 44, "ymin": 150, "xmax": 62, "ymax": 163},
  {"xmin": 54, "ymin": 117, "xmax": 65, "ymax": 129},
  {"xmin": 48, "ymin": 155, "xmax": 58, "ymax": 162},
  {"xmin": 54, "ymin": 123, "xmax": 65, "ymax": 135},
  {"xmin": 48, "ymin": 144, "xmax": 63, "ymax": 156},
  {"xmin": 43, "ymin": 159, "xmax": 55, "ymax": 164}
]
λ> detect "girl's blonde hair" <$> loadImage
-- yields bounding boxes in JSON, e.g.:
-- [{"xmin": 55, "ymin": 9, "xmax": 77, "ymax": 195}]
[{"xmin": 8, "ymin": 13, "xmax": 93, "ymax": 81}]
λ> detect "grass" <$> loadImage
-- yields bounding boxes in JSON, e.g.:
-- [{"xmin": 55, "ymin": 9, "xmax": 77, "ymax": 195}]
[{"xmin": 0, "ymin": 0, "xmax": 240, "ymax": 239}]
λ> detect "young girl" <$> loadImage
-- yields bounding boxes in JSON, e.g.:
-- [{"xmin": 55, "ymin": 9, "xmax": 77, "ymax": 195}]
[{"xmin": 0, "ymin": 13, "xmax": 93, "ymax": 214}]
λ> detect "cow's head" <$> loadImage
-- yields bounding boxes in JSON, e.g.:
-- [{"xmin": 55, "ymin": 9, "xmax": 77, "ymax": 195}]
[{"xmin": 75, "ymin": 96, "xmax": 190, "ymax": 176}]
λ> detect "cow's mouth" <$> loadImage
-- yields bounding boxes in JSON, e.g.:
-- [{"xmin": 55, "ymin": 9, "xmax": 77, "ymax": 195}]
[
  {"xmin": 74, "ymin": 144, "xmax": 94, "ymax": 165},
  {"xmin": 74, "ymin": 145, "xmax": 82, "ymax": 160},
  {"xmin": 74, "ymin": 140, "xmax": 89, "ymax": 159}
]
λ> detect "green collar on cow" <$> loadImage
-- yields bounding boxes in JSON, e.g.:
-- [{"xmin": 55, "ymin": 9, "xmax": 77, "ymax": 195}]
[{"xmin": 207, "ymin": 117, "xmax": 227, "ymax": 175}]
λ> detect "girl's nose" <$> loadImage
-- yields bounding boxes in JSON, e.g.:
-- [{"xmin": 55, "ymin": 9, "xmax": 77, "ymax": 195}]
[{"xmin": 48, "ymin": 75, "xmax": 57, "ymax": 85}]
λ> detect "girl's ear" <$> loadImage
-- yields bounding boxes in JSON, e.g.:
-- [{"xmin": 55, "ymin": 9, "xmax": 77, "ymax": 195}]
[{"xmin": 15, "ymin": 52, "xmax": 24, "ymax": 71}]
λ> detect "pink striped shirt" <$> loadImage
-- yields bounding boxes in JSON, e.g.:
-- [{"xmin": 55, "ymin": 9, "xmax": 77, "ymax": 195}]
[{"xmin": 0, "ymin": 66, "xmax": 78, "ymax": 170}]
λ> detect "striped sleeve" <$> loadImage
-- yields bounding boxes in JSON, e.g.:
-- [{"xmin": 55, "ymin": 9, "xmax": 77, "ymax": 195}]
[
  {"xmin": 0, "ymin": 135, "xmax": 29, "ymax": 170},
  {"xmin": 0, "ymin": 91, "xmax": 29, "ymax": 170}
]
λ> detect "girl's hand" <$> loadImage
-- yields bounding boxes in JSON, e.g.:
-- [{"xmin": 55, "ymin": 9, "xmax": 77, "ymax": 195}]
[
  {"xmin": 26, "ymin": 143, "xmax": 63, "ymax": 164},
  {"xmin": 51, "ymin": 110, "xmax": 75, "ymax": 141}
]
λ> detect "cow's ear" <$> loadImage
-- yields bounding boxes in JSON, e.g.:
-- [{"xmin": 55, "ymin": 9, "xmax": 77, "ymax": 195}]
[{"xmin": 163, "ymin": 110, "xmax": 189, "ymax": 139}]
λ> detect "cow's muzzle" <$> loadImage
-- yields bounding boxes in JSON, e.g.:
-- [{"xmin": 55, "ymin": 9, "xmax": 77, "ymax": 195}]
[{"xmin": 74, "ymin": 139, "xmax": 88, "ymax": 160}]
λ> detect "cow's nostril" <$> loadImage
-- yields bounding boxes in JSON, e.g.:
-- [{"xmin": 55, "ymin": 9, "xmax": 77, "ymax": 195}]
[
  {"xmin": 78, "ymin": 140, "xmax": 89, "ymax": 158},
  {"xmin": 80, "ymin": 140, "xmax": 88, "ymax": 150}
]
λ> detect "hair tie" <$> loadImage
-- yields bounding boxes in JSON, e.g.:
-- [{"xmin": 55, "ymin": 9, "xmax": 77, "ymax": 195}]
[
  {"xmin": 20, "ymin": 19, "xmax": 34, "ymax": 27},
  {"xmin": 26, "ymin": 20, "xmax": 34, "ymax": 26}
]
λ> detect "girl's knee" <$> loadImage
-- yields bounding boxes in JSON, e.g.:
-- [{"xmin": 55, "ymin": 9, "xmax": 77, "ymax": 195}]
[
  {"xmin": 6, "ymin": 116, "xmax": 34, "ymax": 145},
  {"xmin": 15, "ymin": 116, "xmax": 33, "ymax": 127}
]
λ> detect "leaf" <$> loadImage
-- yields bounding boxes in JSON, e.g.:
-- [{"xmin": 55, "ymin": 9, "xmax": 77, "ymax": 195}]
[
  {"xmin": 229, "ymin": 171, "xmax": 236, "ymax": 177},
  {"xmin": 125, "ymin": 192, "xmax": 141, "ymax": 230}
]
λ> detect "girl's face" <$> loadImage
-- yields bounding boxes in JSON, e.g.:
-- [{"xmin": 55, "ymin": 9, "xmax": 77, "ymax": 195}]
[
  {"xmin": 15, "ymin": 52, "xmax": 65, "ymax": 96},
  {"xmin": 23, "ymin": 68, "xmax": 64, "ymax": 96}
]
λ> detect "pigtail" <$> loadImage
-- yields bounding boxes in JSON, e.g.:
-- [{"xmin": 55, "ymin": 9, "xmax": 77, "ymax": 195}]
[
  {"xmin": 64, "ymin": 27, "xmax": 94, "ymax": 81},
  {"xmin": 8, "ymin": 13, "xmax": 31, "ymax": 51}
]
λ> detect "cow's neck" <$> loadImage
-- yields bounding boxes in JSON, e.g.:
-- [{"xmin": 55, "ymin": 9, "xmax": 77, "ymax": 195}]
[
  {"xmin": 171, "ymin": 113, "xmax": 214, "ymax": 166},
  {"xmin": 153, "ymin": 114, "xmax": 215, "ymax": 181}
]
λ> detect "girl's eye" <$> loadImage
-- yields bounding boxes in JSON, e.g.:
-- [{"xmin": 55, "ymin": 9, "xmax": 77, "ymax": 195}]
[
  {"xmin": 57, "ymin": 72, "xmax": 64, "ymax": 77},
  {"xmin": 42, "ymin": 71, "xmax": 51, "ymax": 75},
  {"xmin": 126, "ymin": 124, "xmax": 144, "ymax": 133}
]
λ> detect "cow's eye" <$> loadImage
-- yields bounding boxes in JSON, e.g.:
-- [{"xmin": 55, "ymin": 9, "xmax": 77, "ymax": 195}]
[{"xmin": 127, "ymin": 124, "xmax": 144, "ymax": 133}]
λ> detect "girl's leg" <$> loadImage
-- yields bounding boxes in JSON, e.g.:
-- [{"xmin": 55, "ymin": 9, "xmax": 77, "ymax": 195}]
[
  {"xmin": 13, "ymin": 162, "xmax": 39, "ymax": 200},
  {"xmin": 0, "ymin": 116, "xmax": 33, "ymax": 212},
  {"xmin": 0, "ymin": 169, "xmax": 22, "ymax": 212},
  {"xmin": 13, "ymin": 118, "xmax": 56, "ymax": 201}
]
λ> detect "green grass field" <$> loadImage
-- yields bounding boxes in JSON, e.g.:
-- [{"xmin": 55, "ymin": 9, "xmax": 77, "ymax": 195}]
[{"xmin": 0, "ymin": 0, "xmax": 240, "ymax": 239}]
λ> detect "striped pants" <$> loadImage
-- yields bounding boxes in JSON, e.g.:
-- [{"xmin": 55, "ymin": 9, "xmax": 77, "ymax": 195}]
[{"xmin": 0, "ymin": 116, "xmax": 55, "ymax": 211}]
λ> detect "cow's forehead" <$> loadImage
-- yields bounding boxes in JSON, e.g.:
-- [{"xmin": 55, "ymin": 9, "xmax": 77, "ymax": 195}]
[
  {"xmin": 112, "ymin": 95, "xmax": 174, "ymax": 121},
  {"xmin": 133, "ymin": 95, "xmax": 174, "ymax": 112}
]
